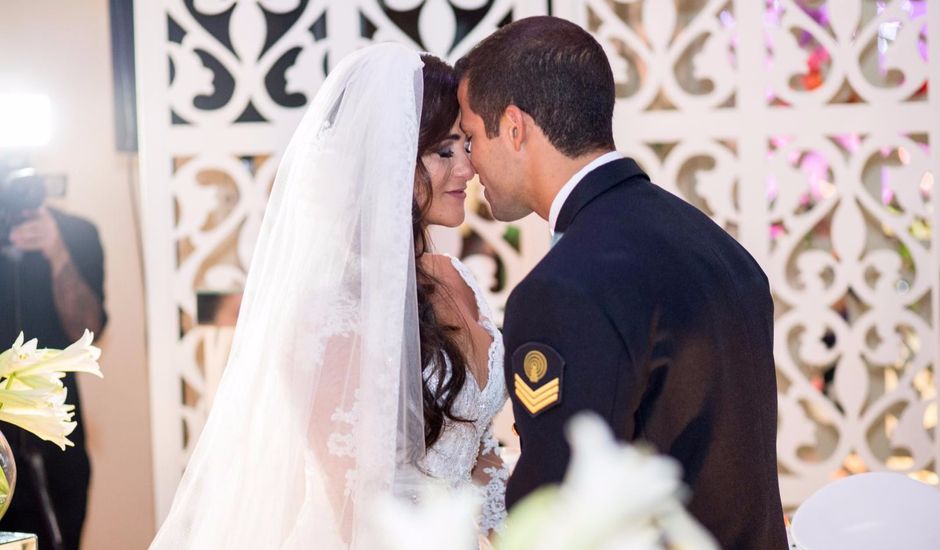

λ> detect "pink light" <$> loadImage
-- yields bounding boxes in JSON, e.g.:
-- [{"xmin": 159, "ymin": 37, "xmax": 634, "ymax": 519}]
[
  {"xmin": 767, "ymin": 174, "xmax": 779, "ymax": 202},
  {"xmin": 720, "ymin": 10, "xmax": 735, "ymax": 29},
  {"xmin": 834, "ymin": 134, "xmax": 862, "ymax": 153},
  {"xmin": 765, "ymin": 0, "xmax": 783, "ymax": 27},
  {"xmin": 881, "ymin": 166, "xmax": 894, "ymax": 205},
  {"xmin": 801, "ymin": 151, "xmax": 829, "ymax": 201}
]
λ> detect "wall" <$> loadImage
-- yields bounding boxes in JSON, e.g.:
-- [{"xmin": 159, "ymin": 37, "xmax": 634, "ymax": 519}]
[{"xmin": 0, "ymin": 1, "xmax": 154, "ymax": 548}]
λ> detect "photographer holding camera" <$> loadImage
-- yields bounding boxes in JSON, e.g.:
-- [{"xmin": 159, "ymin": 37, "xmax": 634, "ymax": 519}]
[{"xmin": 0, "ymin": 167, "xmax": 107, "ymax": 550}]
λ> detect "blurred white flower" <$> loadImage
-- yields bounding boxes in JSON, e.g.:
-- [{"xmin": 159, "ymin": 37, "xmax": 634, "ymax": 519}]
[
  {"xmin": 499, "ymin": 414, "xmax": 718, "ymax": 550},
  {"xmin": 371, "ymin": 483, "xmax": 481, "ymax": 550},
  {"xmin": 369, "ymin": 414, "xmax": 717, "ymax": 550},
  {"xmin": 0, "ymin": 331, "xmax": 102, "ymax": 449}
]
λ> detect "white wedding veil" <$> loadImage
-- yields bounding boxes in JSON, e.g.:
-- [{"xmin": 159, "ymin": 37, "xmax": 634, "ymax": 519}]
[{"xmin": 150, "ymin": 43, "xmax": 426, "ymax": 549}]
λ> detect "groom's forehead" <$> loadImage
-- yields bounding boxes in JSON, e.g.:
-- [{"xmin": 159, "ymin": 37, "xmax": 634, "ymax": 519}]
[{"xmin": 457, "ymin": 83, "xmax": 481, "ymax": 123}]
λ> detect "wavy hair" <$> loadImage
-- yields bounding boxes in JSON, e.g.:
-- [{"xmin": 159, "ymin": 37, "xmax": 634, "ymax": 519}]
[{"xmin": 414, "ymin": 54, "xmax": 473, "ymax": 448}]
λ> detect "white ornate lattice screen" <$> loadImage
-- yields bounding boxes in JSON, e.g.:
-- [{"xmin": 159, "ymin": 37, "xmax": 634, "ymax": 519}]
[{"xmin": 136, "ymin": 0, "xmax": 940, "ymax": 523}]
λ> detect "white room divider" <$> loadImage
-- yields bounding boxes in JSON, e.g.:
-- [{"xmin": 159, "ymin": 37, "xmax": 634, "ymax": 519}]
[{"xmin": 135, "ymin": 0, "xmax": 940, "ymax": 523}]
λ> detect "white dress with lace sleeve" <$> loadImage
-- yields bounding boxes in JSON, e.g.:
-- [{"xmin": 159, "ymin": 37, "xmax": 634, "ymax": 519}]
[{"xmin": 419, "ymin": 254, "xmax": 510, "ymax": 535}]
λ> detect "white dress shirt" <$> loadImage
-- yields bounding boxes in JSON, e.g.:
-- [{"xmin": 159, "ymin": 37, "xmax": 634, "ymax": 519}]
[{"xmin": 548, "ymin": 150, "xmax": 624, "ymax": 236}]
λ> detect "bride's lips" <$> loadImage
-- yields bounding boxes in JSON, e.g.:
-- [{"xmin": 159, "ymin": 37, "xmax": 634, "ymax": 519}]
[{"xmin": 445, "ymin": 189, "xmax": 467, "ymax": 199}]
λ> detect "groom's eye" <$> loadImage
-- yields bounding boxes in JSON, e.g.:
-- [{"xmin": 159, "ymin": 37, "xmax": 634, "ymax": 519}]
[{"xmin": 464, "ymin": 139, "xmax": 472, "ymax": 155}]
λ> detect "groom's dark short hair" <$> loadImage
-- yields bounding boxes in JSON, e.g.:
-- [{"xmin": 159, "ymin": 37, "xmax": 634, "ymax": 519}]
[{"xmin": 456, "ymin": 16, "xmax": 615, "ymax": 158}]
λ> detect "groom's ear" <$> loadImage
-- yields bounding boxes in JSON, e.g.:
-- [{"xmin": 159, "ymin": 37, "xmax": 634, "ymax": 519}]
[{"xmin": 503, "ymin": 105, "xmax": 527, "ymax": 152}]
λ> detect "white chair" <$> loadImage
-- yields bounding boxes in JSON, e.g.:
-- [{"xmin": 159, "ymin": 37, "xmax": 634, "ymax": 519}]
[{"xmin": 790, "ymin": 472, "xmax": 940, "ymax": 550}]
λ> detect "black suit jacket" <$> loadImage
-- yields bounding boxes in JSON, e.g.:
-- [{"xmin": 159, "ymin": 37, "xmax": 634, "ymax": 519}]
[{"xmin": 502, "ymin": 158, "xmax": 786, "ymax": 549}]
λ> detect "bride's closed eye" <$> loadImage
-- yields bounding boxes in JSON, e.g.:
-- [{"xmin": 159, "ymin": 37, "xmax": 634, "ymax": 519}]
[
  {"xmin": 438, "ymin": 147, "xmax": 455, "ymax": 159},
  {"xmin": 435, "ymin": 133, "xmax": 468, "ymax": 159}
]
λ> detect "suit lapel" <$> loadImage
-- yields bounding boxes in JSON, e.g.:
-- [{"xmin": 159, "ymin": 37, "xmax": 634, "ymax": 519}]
[{"xmin": 554, "ymin": 158, "xmax": 648, "ymax": 234}]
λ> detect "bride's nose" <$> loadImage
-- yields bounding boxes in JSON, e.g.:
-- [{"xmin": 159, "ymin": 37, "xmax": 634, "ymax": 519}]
[{"xmin": 453, "ymin": 151, "xmax": 475, "ymax": 181}]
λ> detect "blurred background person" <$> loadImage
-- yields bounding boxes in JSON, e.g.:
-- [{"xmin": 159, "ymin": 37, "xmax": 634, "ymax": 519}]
[{"xmin": 0, "ymin": 163, "xmax": 107, "ymax": 550}]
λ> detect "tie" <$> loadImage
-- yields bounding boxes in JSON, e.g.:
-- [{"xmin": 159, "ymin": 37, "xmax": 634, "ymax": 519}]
[{"xmin": 550, "ymin": 232, "xmax": 564, "ymax": 248}]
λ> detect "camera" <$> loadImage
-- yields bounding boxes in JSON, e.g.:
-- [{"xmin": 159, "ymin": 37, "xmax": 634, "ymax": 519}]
[{"xmin": 0, "ymin": 165, "xmax": 67, "ymax": 246}]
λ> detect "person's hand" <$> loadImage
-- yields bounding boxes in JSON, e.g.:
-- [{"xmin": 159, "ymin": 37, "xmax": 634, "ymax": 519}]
[{"xmin": 9, "ymin": 207, "xmax": 71, "ymax": 272}]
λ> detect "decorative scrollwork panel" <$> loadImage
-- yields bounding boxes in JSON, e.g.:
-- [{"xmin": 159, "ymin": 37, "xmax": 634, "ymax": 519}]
[
  {"xmin": 585, "ymin": 0, "xmax": 738, "ymax": 113},
  {"xmin": 139, "ymin": 0, "xmax": 940, "ymax": 523},
  {"xmin": 770, "ymin": 131, "xmax": 937, "ymax": 506},
  {"xmin": 766, "ymin": 0, "xmax": 928, "ymax": 107}
]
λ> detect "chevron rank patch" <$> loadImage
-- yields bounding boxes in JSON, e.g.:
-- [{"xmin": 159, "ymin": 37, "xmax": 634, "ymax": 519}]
[{"xmin": 512, "ymin": 342, "xmax": 565, "ymax": 416}]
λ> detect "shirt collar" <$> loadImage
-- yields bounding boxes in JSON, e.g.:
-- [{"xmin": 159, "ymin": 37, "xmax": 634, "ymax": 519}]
[{"xmin": 548, "ymin": 151, "xmax": 624, "ymax": 235}]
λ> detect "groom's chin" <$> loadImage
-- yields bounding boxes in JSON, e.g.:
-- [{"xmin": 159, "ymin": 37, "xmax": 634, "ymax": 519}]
[{"xmin": 489, "ymin": 205, "xmax": 532, "ymax": 223}]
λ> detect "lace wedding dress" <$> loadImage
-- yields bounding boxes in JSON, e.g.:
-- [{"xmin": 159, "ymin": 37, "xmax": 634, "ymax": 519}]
[{"xmin": 420, "ymin": 254, "xmax": 510, "ymax": 535}]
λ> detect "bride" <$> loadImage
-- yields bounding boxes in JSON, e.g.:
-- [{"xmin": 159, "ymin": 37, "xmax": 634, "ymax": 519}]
[{"xmin": 150, "ymin": 43, "xmax": 509, "ymax": 549}]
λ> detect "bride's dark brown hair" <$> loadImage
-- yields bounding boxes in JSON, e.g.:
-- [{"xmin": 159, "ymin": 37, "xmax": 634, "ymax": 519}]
[{"xmin": 414, "ymin": 54, "xmax": 473, "ymax": 448}]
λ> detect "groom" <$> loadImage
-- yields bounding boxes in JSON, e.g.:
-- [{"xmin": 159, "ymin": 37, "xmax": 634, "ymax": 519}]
[{"xmin": 456, "ymin": 17, "xmax": 787, "ymax": 549}]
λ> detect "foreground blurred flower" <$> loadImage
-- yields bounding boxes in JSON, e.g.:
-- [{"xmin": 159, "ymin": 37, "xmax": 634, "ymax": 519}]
[
  {"xmin": 498, "ymin": 414, "xmax": 718, "ymax": 550},
  {"xmin": 372, "ymin": 483, "xmax": 481, "ymax": 550},
  {"xmin": 372, "ymin": 413, "xmax": 717, "ymax": 550},
  {"xmin": 0, "ymin": 331, "xmax": 102, "ymax": 450}
]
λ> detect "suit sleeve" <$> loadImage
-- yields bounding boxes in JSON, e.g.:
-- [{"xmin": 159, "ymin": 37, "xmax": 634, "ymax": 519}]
[{"xmin": 502, "ymin": 276, "xmax": 637, "ymax": 509}]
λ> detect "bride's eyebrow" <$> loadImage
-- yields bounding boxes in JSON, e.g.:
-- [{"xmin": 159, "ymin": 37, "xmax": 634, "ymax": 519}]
[{"xmin": 442, "ymin": 133, "xmax": 462, "ymax": 142}]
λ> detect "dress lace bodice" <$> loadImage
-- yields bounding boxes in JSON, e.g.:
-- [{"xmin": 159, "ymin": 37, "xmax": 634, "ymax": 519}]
[{"xmin": 419, "ymin": 254, "xmax": 509, "ymax": 535}]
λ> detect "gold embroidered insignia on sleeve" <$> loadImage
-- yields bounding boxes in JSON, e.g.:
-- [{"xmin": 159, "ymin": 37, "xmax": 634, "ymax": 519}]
[
  {"xmin": 514, "ymin": 374, "xmax": 560, "ymax": 415},
  {"xmin": 523, "ymin": 350, "xmax": 548, "ymax": 383}
]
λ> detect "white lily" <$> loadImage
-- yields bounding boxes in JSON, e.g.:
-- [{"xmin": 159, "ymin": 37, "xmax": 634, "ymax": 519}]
[
  {"xmin": 6, "ymin": 330, "xmax": 102, "ymax": 379},
  {"xmin": 0, "ymin": 331, "xmax": 102, "ymax": 450},
  {"xmin": 0, "ymin": 405, "xmax": 77, "ymax": 450},
  {"xmin": 8, "ymin": 373, "xmax": 67, "ymax": 392},
  {"xmin": 0, "ymin": 333, "xmax": 39, "ymax": 377},
  {"xmin": 0, "ymin": 384, "xmax": 68, "ymax": 408}
]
